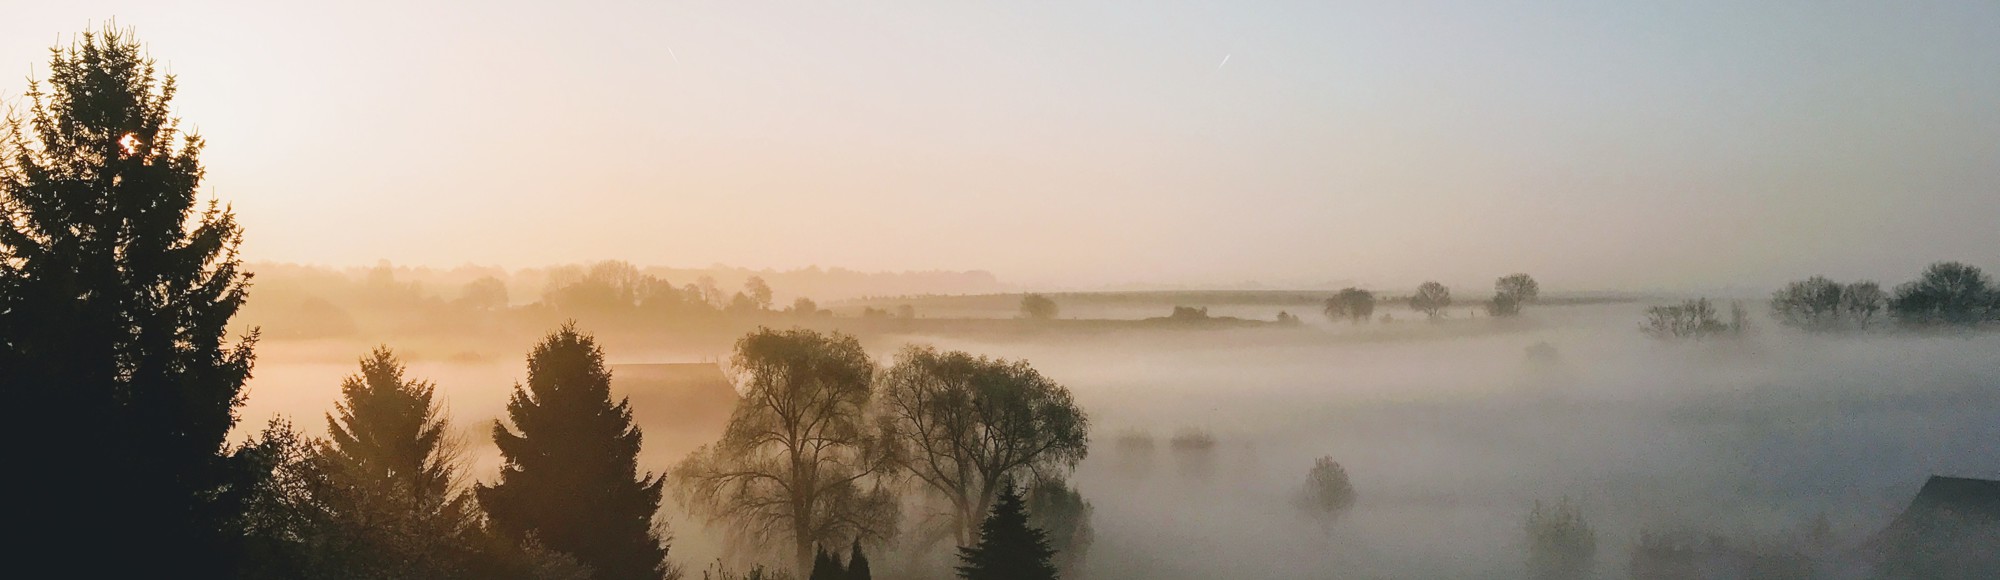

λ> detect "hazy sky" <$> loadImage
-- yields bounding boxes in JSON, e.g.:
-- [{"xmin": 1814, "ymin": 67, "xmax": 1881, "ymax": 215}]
[{"xmin": 5, "ymin": 1, "xmax": 1996, "ymax": 291}]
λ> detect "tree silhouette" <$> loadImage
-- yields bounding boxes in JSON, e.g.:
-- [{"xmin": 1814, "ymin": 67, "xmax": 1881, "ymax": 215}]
[
  {"xmin": 744, "ymin": 276, "xmax": 774, "ymax": 310},
  {"xmin": 1025, "ymin": 478, "xmax": 1095, "ymax": 577},
  {"xmin": 1840, "ymin": 281, "xmax": 1886, "ymax": 326},
  {"xmin": 1489, "ymin": 274, "xmax": 1538, "ymax": 317},
  {"xmin": 1889, "ymin": 261, "xmax": 1997, "ymax": 326},
  {"xmin": 879, "ymin": 345, "xmax": 1090, "ymax": 545},
  {"xmin": 808, "ymin": 546, "xmax": 846, "ymax": 580},
  {"xmin": 1020, "ymin": 293, "xmax": 1060, "ymax": 320},
  {"xmin": 1323, "ymin": 287, "xmax": 1376, "ymax": 323},
  {"xmin": 1298, "ymin": 456, "xmax": 1356, "ymax": 531},
  {"xmin": 0, "ymin": 26, "xmax": 261, "ymax": 577},
  {"xmin": 1410, "ymin": 282, "xmax": 1452, "ymax": 319},
  {"xmin": 675, "ymin": 328, "xmax": 899, "ymax": 572},
  {"xmin": 845, "ymin": 540, "xmax": 872, "ymax": 580},
  {"xmin": 1642, "ymin": 298, "xmax": 1731, "ymax": 340},
  {"xmin": 316, "ymin": 347, "xmax": 481, "ymax": 578},
  {"xmin": 477, "ymin": 324, "xmax": 673, "ymax": 580},
  {"xmin": 1496, "ymin": 274, "xmax": 1540, "ymax": 304},
  {"xmin": 956, "ymin": 481, "xmax": 1061, "ymax": 580}
]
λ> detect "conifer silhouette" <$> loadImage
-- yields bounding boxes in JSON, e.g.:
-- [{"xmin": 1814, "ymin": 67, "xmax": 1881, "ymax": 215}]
[
  {"xmin": 956, "ymin": 481, "xmax": 1061, "ymax": 580},
  {"xmin": 477, "ymin": 324, "xmax": 672, "ymax": 579}
]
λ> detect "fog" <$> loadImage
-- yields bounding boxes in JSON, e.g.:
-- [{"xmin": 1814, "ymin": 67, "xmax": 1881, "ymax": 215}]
[{"xmin": 235, "ymin": 291, "xmax": 2000, "ymax": 578}]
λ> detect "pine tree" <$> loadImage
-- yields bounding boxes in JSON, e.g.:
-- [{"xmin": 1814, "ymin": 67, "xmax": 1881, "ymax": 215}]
[
  {"xmin": 808, "ymin": 546, "xmax": 847, "ymax": 580},
  {"xmin": 0, "ymin": 26, "xmax": 260, "ymax": 577},
  {"xmin": 477, "ymin": 324, "xmax": 671, "ymax": 580},
  {"xmin": 318, "ymin": 347, "xmax": 480, "ymax": 578},
  {"xmin": 845, "ymin": 540, "xmax": 872, "ymax": 580},
  {"xmin": 956, "ymin": 482, "xmax": 1061, "ymax": 580}
]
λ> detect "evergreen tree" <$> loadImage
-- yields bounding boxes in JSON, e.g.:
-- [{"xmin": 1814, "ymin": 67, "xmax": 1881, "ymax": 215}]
[
  {"xmin": 0, "ymin": 26, "xmax": 261, "ymax": 577},
  {"xmin": 845, "ymin": 540, "xmax": 872, "ymax": 580},
  {"xmin": 956, "ymin": 482, "xmax": 1061, "ymax": 580},
  {"xmin": 477, "ymin": 324, "xmax": 672, "ymax": 580},
  {"xmin": 808, "ymin": 546, "xmax": 846, "ymax": 580},
  {"xmin": 317, "ymin": 347, "xmax": 480, "ymax": 578}
]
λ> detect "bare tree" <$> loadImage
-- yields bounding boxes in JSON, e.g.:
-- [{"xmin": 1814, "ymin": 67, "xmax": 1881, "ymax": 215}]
[
  {"xmin": 877, "ymin": 345, "xmax": 1089, "ymax": 545},
  {"xmin": 1410, "ymin": 282, "xmax": 1452, "ymax": 319},
  {"xmin": 1642, "ymin": 298, "xmax": 1730, "ymax": 340},
  {"xmin": 1841, "ymin": 281, "xmax": 1885, "ymax": 326},
  {"xmin": 744, "ymin": 276, "xmax": 774, "ymax": 311},
  {"xmin": 1490, "ymin": 274, "xmax": 1538, "ymax": 317},
  {"xmin": 674, "ymin": 329, "xmax": 899, "ymax": 572},
  {"xmin": 1496, "ymin": 274, "xmax": 1539, "ymax": 303}
]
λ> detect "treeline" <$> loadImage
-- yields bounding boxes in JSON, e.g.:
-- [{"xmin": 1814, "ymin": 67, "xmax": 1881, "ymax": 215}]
[
  {"xmin": 242, "ymin": 260, "xmax": 831, "ymax": 341},
  {"xmin": 1321, "ymin": 273, "xmax": 1542, "ymax": 323},
  {"xmin": 1770, "ymin": 262, "xmax": 1999, "ymax": 330},
  {"xmin": 1641, "ymin": 261, "xmax": 2000, "ymax": 341}
]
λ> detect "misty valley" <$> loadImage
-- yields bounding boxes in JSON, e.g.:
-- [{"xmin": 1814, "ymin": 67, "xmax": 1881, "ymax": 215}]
[{"xmin": 6, "ymin": 9, "xmax": 2000, "ymax": 580}]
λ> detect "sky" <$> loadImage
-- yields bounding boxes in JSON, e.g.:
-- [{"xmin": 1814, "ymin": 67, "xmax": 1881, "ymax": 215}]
[{"xmin": 4, "ymin": 1, "xmax": 1997, "ymax": 291}]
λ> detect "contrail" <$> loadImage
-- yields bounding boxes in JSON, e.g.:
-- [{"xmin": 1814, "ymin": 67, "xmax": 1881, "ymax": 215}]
[
  {"xmin": 1218, "ymin": 54, "xmax": 1231, "ymax": 69},
  {"xmin": 668, "ymin": 46, "xmax": 680, "ymax": 64}
]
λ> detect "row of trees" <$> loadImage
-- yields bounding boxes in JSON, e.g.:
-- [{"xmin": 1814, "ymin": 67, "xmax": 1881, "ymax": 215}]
[
  {"xmin": 1323, "ymin": 274, "xmax": 1541, "ymax": 322},
  {"xmin": 241, "ymin": 327, "xmax": 672, "ymax": 579},
  {"xmin": 674, "ymin": 329, "xmax": 1093, "ymax": 575},
  {"xmin": 542, "ymin": 260, "xmax": 817, "ymax": 318},
  {"xmin": 1772, "ymin": 262, "xmax": 1999, "ymax": 331}
]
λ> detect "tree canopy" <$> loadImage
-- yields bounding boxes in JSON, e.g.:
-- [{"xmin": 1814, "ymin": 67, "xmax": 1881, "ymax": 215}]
[
  {"xmin": 1020, "ymin": 293, "xmax": 1060, "ymax": 320},
  {"xmin": 1323, "ymin": 287, "xmax": 1376, "ymax": 323},
  {"xmin": 878, "ymin": 345, "xmax": 1090, "ymax": 545},
  {"xmin": 675, "ymin": 328, "xmax": 899, "ymax": 572},
  {"xmin": 1889, "ymin": 261, "xmax": 1997, "ymax": 326},
  {"xmin": 1410, "ymin": 282, "xmax": 1452, "ymax": 319}
]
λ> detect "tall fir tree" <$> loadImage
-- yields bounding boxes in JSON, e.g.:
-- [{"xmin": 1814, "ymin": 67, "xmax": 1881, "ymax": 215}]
[
  {"xmin": 477, "ymin": 324, "xmax": 672, "ymax": 580},
  {"xmin": 317, "ymin": 346, "xmax": 481, "ymax": 578},
  {"xmin": 845, "ymin": 540, "xmax": 872, "ymax": 580},
  {"xmin": 956, "ymin": 482, "xmax": 1061, "ymax": 580},
  {"xmin": 809, "ymin": 546, "xmax": 847, "ymax": 580},
  {"xmin": 0, "ymin": 26, "xmax": 260, "ymax": 576}
]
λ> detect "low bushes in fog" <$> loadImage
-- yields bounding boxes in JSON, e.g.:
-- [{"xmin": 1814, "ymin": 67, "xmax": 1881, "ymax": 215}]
[
  {"xmin": 1169, "ymin": 428, "xmax": 1218, "ymax": 452},
  {"xmin": 1526, "ymin": 497, "xmax": 1596, "ymax": 580},
  {"xmin": 1771, "ymin": 276, "xmax": 1884, "ymax": 330},
  {"xmin": 1642, "ymin": 298, "xmax": 1746, "ymax": 340}
]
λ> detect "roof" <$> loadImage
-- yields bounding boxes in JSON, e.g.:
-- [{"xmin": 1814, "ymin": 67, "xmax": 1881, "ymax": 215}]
[
  {"xmin": 1871, "ymin": 475, "xmax": 2000, "ymax": 578},
  {"xmin": 611, "ymin": 362, "xmax": 740, "ymax": 466}
]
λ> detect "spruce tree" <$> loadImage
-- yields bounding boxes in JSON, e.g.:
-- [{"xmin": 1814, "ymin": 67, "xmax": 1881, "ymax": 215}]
[
  {"xmin": 809, "ymin": 546, "xmax": 847, "ymax": 580},
  {"xmin": 0, "ymin": 26, "xmax": 260, "ymax": 576},
  {"xmin": 845, "ymin": 540, "xmax": 872, "ymax": 580},
  {"xmin": 956, "ymin": 482, "xmax": 1061, "ymax": 580},
  {"xmin": 477, "ymin": 324, "xmax": 671, "ymax": 580},
  {"xmin": 318, "ymin": 347, "xmax": 480, "ymax": 578}
]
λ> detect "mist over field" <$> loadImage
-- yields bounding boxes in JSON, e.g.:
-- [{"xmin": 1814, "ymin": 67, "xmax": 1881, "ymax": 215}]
[
  {"xmin": 225, "ymin": 275, "xmax": 2000, "ymax": 578},
  {"xmin": 8, "ymin": 2, "xmax": 2000, "ymax": 579}
]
